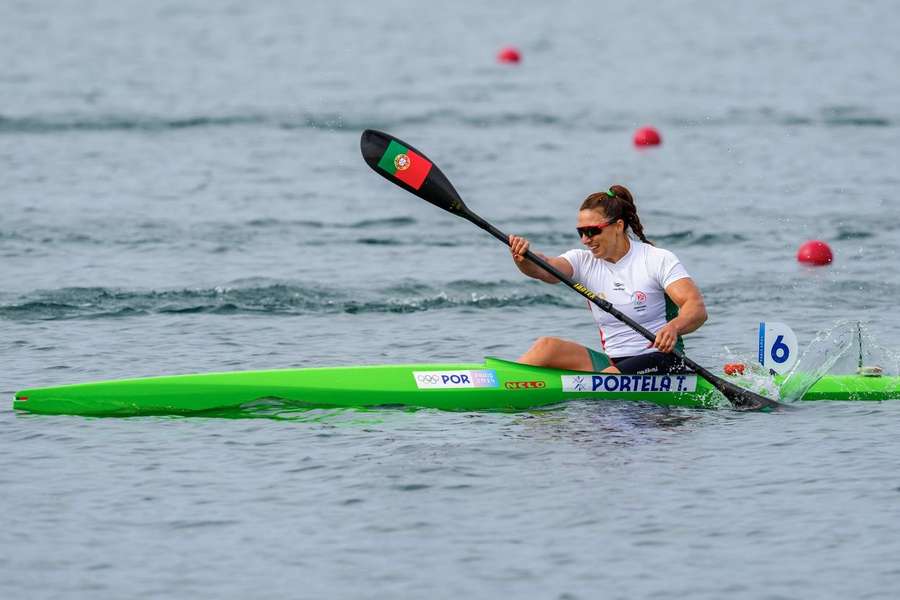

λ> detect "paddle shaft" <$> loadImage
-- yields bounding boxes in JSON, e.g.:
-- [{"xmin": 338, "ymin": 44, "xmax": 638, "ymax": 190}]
[{"xmin": 468, "ymin": 214, "xmax": 735, "ymax": 390}]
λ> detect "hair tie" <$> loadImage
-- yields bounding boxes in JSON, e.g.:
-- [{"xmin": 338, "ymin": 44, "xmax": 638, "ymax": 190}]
[{"xmin": 606, "ymin": 189, "xmax": 615, "ymax": 198}]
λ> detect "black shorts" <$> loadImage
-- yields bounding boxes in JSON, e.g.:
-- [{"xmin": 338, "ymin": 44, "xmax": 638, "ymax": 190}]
[{"xmin": 611, "ymin": 352, "xmax": 692, "ymax": 375}]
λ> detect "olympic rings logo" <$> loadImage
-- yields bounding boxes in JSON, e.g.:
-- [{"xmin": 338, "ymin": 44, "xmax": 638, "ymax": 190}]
[{"xmin": 416, "ymin": 374, "xmax": 440, "ymax": 384}]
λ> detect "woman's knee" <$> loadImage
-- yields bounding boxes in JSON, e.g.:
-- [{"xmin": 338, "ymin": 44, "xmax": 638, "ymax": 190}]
[
  {"xmin": 524, "ymin": 337, "xmax": 592, "ymax": 371},
  {"xmin": 531, "ymin": 336, "xmax": 565, "ymax": 353},
  {"xmin": 520, "ymin": 337, "xmax": 569, "ymax": 366}
]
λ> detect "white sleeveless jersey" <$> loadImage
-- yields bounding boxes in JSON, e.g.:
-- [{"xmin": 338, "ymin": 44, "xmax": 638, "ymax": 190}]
[{"xmin": 561, "ymin": 240, "xmax": 691, "ymax": 358}]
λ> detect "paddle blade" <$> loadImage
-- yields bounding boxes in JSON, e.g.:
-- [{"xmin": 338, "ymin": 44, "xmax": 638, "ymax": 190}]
[
  {"xmin": 720, "ymin": 380, "xmax": 782, "ymax": 411},
  {"xmin": 361, "ymin": 129, "xmax": 470, "ymax": 218}
]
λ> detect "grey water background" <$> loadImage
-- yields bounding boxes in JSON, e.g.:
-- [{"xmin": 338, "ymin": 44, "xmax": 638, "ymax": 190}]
[{"xmin": 3, "ymin": 1, "xmax": 900, "ymax": 598}]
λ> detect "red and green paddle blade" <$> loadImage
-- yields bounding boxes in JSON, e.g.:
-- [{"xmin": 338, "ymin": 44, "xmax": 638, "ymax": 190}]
[
  {"xmin": 361, "ymin": 129, "xmax": 471, "ymax": 218},
  {"xmin": 375, "ymin": 139, "xmax": 432, "ymax": 190}
]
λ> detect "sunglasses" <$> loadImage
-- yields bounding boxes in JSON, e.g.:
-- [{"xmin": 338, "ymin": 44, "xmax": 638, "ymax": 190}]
[{"xmin": 576, "ymin": 222, "xmax": 613, "ymax": 238}]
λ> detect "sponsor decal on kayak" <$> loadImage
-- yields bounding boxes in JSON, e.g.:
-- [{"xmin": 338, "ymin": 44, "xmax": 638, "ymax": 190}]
[
  {"xmin": 504, "ymin": 380, "xmax": 547, "ymax": 390},
  {"xmin": 413, "ymin": 370, "xmax": 499, "ymax": 389},
  {"xmin": 561, "ymin": 374, "xmax": 697, "ymax": 393}
]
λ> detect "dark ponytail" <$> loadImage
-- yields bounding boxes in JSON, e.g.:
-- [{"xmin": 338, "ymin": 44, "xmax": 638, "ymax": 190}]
[{"xmin": 579, "ymin": 184, "xmax": 652, "ymax": 245}]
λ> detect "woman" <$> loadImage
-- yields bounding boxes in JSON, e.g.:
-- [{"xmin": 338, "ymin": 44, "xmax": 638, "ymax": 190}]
[{"xmin": 509, "ymin": 185, "xmax": 707, "ymax": 374}]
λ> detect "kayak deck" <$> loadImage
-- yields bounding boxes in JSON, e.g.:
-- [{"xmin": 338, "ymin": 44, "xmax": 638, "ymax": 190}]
[{"xmin": 12, "ymin": 357, "xmax": 900, "ymax": 417}]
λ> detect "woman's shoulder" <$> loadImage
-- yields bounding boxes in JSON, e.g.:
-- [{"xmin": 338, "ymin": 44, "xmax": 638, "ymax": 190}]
[
  {"xmin": 560, "ymin": 248, "xmax": 593, "ymax": 262},
  {"xmin": 636, "ymin": 240, "xmax": 680, "ymax": 262},
  {"xmin": 635, "ymin": 240, "xmax": 691, "ymax": 283},
  {"xmin": 559, "ymin": 248, "xmax": 597, "ymax": 276}
]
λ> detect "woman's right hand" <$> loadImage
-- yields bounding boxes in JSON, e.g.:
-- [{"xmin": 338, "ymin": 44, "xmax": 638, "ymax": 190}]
[{"xmin": 509, "ymin": 234, "xmax": 530, "ymax": 263}]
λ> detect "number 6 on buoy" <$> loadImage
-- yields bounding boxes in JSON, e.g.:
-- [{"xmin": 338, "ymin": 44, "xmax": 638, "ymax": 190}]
[{"xmin": 758, "ymin": 322, "xmax": 799, "ymax": 374}]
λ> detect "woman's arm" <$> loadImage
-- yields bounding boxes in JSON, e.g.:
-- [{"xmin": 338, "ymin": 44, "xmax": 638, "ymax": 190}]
[
  {"xmin": 653, "ymin": 278, "xmax": 708, "ymax": 352},
  {"xmin": 508, "ymin": 234, "xmax": 573, "ymax": 284}
]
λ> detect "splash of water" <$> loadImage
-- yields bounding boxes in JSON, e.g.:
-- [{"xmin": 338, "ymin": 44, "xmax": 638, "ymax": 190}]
[
  {"xmin": 830, "ymin": 321, "xmax": 900, "ymax": 377},
  {"xmin": 723, "ymin": 320, "xmax": 900, "ymax": 404},
  {"xmin": 721, "ymin": 345, "xmax": 783, "ymax": 402},
  {"xmin": 779, "ymin": 320, "xmax": 858, "ymax": 402}
]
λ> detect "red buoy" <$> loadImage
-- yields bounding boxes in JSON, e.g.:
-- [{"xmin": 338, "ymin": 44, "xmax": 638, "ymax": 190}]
[
  {"xmin": 724, "ymin": 363, "xmax": 746, "ymax": 376},
  {"xmin": 633, "ymin": 126, "xmax": 662, "ymax": 147},
  {"xmin": 497, "ymin": 46, "xmax": 521, "ymax": 64},
  {"xmin": 796, "ymin": 240, "xmax": 833, "ymax": 266}
]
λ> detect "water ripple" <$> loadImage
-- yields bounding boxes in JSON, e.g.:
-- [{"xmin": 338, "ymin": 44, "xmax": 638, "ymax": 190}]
[
  {"xmin": 1, "ymin": 104, "xmax": 893, "ymax": 136},
  {"xmin": 0, "ymin": 281, "xmax": 576, "ymax": 320}
]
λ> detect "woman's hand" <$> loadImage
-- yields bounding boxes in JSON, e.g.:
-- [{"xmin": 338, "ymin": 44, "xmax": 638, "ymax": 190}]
[
  {"xmin": 509, "ymin": 234, "xmax": 530, "ymax": 263},
  {"xmin": 653, "ymin": 322, "xmax": 681, "ymax": 353},
  {"xmin": 507, "ymin": 235, "xmax": 572, "ymax": 283}
]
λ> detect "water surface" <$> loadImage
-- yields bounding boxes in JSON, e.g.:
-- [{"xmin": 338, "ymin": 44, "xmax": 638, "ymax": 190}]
[{"xmin": 2, "ymin": 1, "xmax": 900, "ymax": 598}]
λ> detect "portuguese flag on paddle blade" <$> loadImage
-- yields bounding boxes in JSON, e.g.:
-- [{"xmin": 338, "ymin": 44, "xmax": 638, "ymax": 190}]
[{"xmin": 376, "ymin": 140, "xmax": 433, "ymax": 190}]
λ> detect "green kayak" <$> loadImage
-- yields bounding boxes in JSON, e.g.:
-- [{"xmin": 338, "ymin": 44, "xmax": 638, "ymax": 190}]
[{"xmin": 12, "ymin": 357, "xmax": 900, "ymax": 417}]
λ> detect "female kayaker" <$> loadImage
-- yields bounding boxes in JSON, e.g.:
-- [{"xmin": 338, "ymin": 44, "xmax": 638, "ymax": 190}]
[{"xmin": 509, "ymin": 185, "xmax": 707, "ymax": 374}]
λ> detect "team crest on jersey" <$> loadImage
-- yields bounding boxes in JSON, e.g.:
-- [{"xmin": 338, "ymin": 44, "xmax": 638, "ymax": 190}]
[
  {"xmin": 634, "ymin": 291, "xmax": 647, "ymax": 303},
  {"xmin": 394, "ymin": 153, "xmax": 411, "ymax": 171}
]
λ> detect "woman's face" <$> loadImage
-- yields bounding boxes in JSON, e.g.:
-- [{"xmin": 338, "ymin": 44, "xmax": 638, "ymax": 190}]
[{"xmin": 577, "ymin": 209, "xmax": 624, "ymax": 259}]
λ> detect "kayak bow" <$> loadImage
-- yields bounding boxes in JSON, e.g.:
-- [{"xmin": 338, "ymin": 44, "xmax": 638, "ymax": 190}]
[{"xmin": 13, "ymin": 357, "xmax": 900, "ymax": 416}]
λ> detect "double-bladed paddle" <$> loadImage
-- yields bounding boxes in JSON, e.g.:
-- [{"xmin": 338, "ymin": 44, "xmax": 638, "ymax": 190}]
[{"xmin": 360, "ymin": 129, "xmax": 782, "ymax": 411}]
